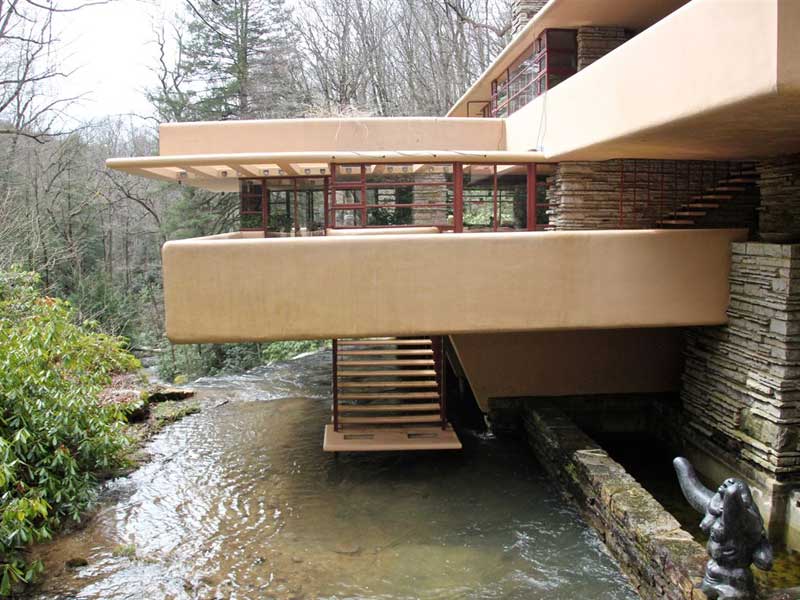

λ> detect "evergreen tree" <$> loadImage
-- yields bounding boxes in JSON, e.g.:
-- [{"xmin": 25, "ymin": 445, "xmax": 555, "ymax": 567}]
[{"xmin": 151, "ymin": 0, "xmax": 305, "ymax": 122}]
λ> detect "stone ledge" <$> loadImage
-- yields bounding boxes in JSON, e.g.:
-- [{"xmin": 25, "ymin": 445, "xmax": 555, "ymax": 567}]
[{"xmin": 522, "ymin": 405, "xmax": 707, "ymax": 600}]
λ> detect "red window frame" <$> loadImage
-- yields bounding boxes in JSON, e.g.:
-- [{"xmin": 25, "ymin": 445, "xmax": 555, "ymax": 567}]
[{"xmin": 489, "ymin": 28, "xmax": 577, "ymax": 118}]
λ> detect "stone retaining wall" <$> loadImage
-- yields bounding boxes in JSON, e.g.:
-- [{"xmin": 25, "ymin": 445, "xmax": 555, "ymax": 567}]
[
  {"xmin": 680, "ymin": 242, "xmax": 800, "ymax": 544},
  {"xmin": 522, "ymin": 405, "xmax": 708, "ymax": 600},
  {"xmin": 758, "ymin": 155, "xmax": 800, "ymax": 240},
  {"xmin": 682, "ymin": 243, "xmax": 800, "ymax": 481}
]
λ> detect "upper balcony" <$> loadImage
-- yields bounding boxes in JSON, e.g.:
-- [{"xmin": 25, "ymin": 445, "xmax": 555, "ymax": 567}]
[{"xmin": 450, "ymin": 0, "xmax": 800, "ymax": 162}]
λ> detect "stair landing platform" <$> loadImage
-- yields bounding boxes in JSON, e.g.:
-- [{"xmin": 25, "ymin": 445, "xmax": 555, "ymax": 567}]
[{"xmin": 323, "ymin": 424, "xmax": 462, "ymax": 452}]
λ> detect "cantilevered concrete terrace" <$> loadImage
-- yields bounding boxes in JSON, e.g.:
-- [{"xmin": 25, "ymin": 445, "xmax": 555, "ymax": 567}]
[{"xmin": 162, "ymin": 228, "xmax": 744, "ymax": 343}]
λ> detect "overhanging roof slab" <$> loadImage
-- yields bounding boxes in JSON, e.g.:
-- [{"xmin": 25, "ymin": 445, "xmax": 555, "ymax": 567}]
[{"xmin": 505, "ymin": 0, "xmax": 799, "ymax": 161}]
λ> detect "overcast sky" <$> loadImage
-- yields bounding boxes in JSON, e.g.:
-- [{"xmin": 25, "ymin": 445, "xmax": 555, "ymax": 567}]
[{"xmin": 56, "ymin": 0, "xmax": 180, "ymax": 122}]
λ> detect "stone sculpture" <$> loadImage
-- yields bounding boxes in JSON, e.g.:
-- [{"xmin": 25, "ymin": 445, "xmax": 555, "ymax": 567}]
[{"xmin": 673, "ymin": 457, "xmax": 773, "ymax": 600}]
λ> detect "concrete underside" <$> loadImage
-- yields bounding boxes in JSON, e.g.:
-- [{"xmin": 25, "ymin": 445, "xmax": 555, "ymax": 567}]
[{"xmin": 450, "ymin": 328, "xmax": 684, "ymax": 412}]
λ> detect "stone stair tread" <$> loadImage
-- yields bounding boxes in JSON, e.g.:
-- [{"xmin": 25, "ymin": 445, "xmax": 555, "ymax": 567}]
[
  {"xmin": 338, "ymin": 369, "xmax": 437, "ymax": 377},
  {"xmin": 338, "ymin": 349, "xmax": 434, "ymax": 356},
  {"xmin": 691, "ymin": 194, "xmax": 734, "ymax": 200},
  {"xmin": 339, "ymin": 391, "xmax": 440, "ymax": 400},
  {"xmin": 338, "ymin": 359, "xmax": 436, "ymax": 367},
  {"xmin": 338, "ymin": 403, "xmax": 441, "ymax": 413},
  {"xmin": 323, "ymin": 424, "xmax": 461, "ymax": 452},
  {"xmin": 338, "ymin": 415, "xmax": 443, "ymax": 425},
  {"xmin": 658, "ymin": 219, "xmax": 695, "ymax": 225},
  {"xmin": 338, "ymin": 339, "xmax": 432, "ymax": 346},
  {"xmin": 339, "ymin": 380, "xmax": 438, "ymax": 388}
]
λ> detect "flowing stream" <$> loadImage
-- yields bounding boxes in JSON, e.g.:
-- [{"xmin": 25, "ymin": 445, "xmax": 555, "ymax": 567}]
[{"xmin": 31, "ymin": 351, "xmax": 638, "ymax": 600}]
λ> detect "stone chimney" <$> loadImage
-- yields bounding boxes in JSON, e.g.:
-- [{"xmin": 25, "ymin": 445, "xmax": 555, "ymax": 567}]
[{"xmin": 512, "ymin": 0, "xmax": 547, "ymax": 36}]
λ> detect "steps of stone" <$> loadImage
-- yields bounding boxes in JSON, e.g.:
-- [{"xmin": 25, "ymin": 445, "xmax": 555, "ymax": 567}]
[
  {"xmin": 338, "ymin": 403, "xmax": 441, "ymax": 413},
  {"xmin": 711, "ymin": 186, "xmax": 747, "ymax": 192},
  {"xmin": 323, "ymin": 424, "xmax": 461, "ymax": 452},
  {"xmin": 338, "ymin": 339, "xmax": 432, "ymax": 346},
  {"xmin": 339, "ymin": 380, "xmax": 438, "ymax": 389},
  {"xmin": 338, "ymin": 415, "xmax": 442, "ymax": 425},
  {"xmin": 658, "ymin": 219, "xmax": 695, "ymax": 226},
  {"xmin": 337, "ymin": 359, "xmax": 436, "ymax": 367},
  {"xmin": 339, "ymin": 391, "xmax": 440, "ymax": 401},
  {"xmin": 338, "ymin": 369, "xmax": 437, "ymax": 377},
  {"xmin": 338, "ymin": 349, "xmax": 434, "ymax": 356},
  {"xmin": 691, "ymin": 194, "xmax": 734, "ymax": 200}
]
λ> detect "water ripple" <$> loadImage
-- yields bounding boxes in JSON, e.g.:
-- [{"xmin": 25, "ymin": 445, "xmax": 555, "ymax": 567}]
[{"xmin": 30, "ymin": 351, "xmax": 637, "ymax": 600}]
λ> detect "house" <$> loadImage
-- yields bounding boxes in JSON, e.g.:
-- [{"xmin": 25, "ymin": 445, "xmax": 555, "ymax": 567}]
[{"xmin": 107, "ymin": 0, "xmax": 800, "ymax": 556}]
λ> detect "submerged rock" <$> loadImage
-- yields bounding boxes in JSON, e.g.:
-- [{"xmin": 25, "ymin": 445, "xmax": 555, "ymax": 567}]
[
  {"xmin": 147, "ymin": 385, "xmax": 195, "ymax": 403},
  {"xmin": 65, "ymin": 557, "xmax": 88, "ymax": 569},
  {"xmin": 333, "ymin": 543, "xmax": 362, "ymax": 556}
]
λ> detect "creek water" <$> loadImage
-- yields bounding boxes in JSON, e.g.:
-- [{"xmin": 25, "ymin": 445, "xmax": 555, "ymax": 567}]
[{"xmin": 31, "ymin": 351, "xmax": 637, "ymax": 600}]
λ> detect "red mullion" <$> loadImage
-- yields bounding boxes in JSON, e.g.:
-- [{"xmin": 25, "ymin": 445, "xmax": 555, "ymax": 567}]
[
  {"xmin": 293, "ymin": 177, "xmax": 299, "ymax": 236},
  {"xmin": 265, "ymin": 187, "xmax": 271, "ymax": 235},
  {"xmin": 360, "ymin": 164, "xmax": 367, "ymax": 226},
  {"xmin": 502, "ymin": 77, "xmax": 537, "ymax": 111},
  {"xmin": 332, "ymin": 339, "xmax": 339, "ymax": 431},
  {"xmin": 527, "ymin": 163, "xmax": 537, "ymax": 231},
  {"xmin": 492, "ymin": 165, "xmax": 499, "ymax": 232},
  {"xmin": 261, "ymin": 178, "xmax": 267, "ymax": 237},
  {"xmin": 659, "ymin": 161, "xmax": 665, "ymax": 224},
  {"xmin": 453, "ymin": 163, "xmax": 463, "ymax": 233},
  {"xmin": 619, "ymin": 160, "xmax": 625, "ymax": 228},
  {"xmin": 330, "ymin": 162, "xmax": 337, "ymax": 227},
  {"xmin": 632, "ymin": 160, "xmax": 637, "ymax": 229},
  {"xmin": 323, "ymin": 176, "xmax": 329, "ymax": 232},
  {"xmin": 646, "ymin": 161, "xmax": 652, "ymax": 229}
]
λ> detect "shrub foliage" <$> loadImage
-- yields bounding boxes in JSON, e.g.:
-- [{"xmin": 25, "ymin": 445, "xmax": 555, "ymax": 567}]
[{"xmin": 0, "ymin": 270, "xmax": 139, "ymax": 594}]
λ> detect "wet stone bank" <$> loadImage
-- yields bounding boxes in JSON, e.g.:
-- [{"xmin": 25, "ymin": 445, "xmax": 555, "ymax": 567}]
[
  {"xmin": 491, "ymin": 399, "xmax": 800, "ymax": 600},
  {"xmin": 520, "ymin": 405, "xmax": 707, "ymax": 600},
  {"xmin": 28, "ymin": 352, "xmax": 638, "ymax": 600}
]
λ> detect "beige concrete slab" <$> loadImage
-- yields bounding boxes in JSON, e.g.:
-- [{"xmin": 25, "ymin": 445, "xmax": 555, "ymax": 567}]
[{"xmin": 161, "ymin": 228, "xmax": 746, "ymax": 343}]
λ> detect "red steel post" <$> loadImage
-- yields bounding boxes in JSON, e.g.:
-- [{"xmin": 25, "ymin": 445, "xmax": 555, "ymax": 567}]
[
  {"xmin": 453, "ymin": 163, "xmax": 464, "ymax": 233},
  {"xmin": 526, "ymin": 163, "xmax": 537, "ymax": 231}
]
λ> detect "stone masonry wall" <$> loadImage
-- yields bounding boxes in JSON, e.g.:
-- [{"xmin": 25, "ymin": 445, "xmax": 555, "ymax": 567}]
[
  {"xmin": 511, "ymin": 0, "xmax": 547, "ymax": 36},
  {"xmin": 522, "ymin": 405, "xmax": 708, "ymax": 600},
  {"xmin": 412, "ymin": 171, "xmax": 448, "ymax": 226},
  {"xmin": 758, "ymin": 154, "xmax": 800, "ymax": 240},
  {"xmin": 681, "ymin": 243, "xmax": 800, "ymax": 483},
  {"xmin": 547, "ymin": 160, "xmax": 757, "ymax": 231},
  {"xmin": 577, "ymin": 27, "xmax": 631, "ymax": 70}
]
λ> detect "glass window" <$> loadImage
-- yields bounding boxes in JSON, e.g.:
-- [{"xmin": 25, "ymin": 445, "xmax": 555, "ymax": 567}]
[{"xmin": 490, "ymin": 29, "xmax": 576, "ymax": 117}]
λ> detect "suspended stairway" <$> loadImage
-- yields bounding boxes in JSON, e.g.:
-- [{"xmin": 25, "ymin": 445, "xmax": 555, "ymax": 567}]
[
  {"xmin": 656, "ymin": 163, "xmax": 760, "ymax": 230},
  {"xmin": 323, "ymin": 336, "xmax": 462, "ymax": 452}
]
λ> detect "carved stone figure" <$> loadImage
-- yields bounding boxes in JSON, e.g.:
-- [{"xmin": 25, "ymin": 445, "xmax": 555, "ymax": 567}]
[{"xmin": 673, "ymin": 457, "xmax": 773, "ymax": 600}]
